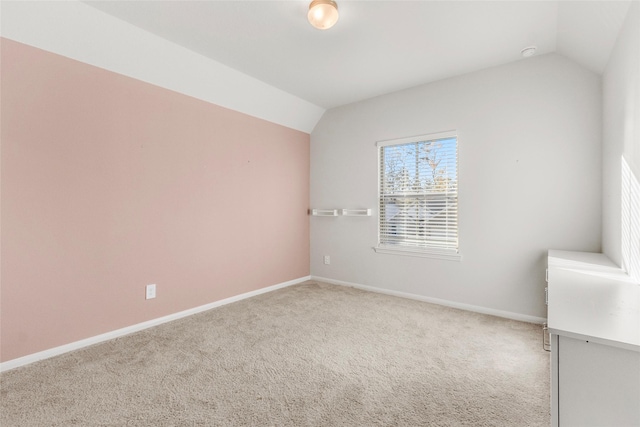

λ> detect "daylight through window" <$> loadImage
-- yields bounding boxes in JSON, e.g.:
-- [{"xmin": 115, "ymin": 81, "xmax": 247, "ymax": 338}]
[{"xmin": 376, "ymin": 131, "xmax": 459, "ymax": 259}]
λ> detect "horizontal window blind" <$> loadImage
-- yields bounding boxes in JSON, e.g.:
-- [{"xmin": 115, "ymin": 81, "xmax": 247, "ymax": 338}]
[{"xmin": 378, "ymin": 134, "xmax": 458, "ymax": 253}]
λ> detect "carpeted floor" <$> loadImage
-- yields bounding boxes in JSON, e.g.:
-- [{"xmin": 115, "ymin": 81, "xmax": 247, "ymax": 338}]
[{"xmin": 0, "ymin": 281, "xmax": 550, "ymax": 426}]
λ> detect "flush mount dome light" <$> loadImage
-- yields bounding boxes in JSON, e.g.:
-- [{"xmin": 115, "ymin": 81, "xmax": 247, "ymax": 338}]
[
  {"xmin": 521, "ymin": 46, "xmax": 537, "ymax": 58},
  {"xmin": 308, "ymin": 0, "xmax": 339, "ymax": 30}
]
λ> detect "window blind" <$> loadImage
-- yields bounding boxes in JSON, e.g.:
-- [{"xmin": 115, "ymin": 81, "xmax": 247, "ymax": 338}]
[{"xmin": 378, "ymin": 133, "xmax": 458, "ymax": 254}]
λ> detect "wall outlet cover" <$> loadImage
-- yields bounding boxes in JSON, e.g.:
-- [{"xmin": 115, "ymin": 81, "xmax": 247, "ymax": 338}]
[{"xmin": 146, "ymin": 284, "xmax": 156, "ymax": 300}]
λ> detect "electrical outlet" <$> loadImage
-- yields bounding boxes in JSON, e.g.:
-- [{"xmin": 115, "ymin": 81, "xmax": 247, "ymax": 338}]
[
  {"xmin": 324, "ymin": 255, "xmax": 330, "ymax": 265},
  {"xmin": 146, "ymin": 284, "xmax": 156, "ymax": 300}
]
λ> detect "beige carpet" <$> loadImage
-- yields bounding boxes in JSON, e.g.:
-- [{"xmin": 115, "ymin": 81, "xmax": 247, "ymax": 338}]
[{"xmin": 1, "ymin": 281, "xmax": 550, "ymax": 426}]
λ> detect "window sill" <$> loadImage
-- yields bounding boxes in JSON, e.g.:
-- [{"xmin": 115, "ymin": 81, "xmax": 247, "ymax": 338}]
[{"xmin": 373, "ymin": 245, "xmax": 461, "ymax": 261}]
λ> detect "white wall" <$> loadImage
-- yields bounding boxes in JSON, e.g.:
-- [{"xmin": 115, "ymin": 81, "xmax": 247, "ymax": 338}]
[
  {"xmin": 603, "ymin": 1, "xmax": 640, "ymax": 275},
  {"xmin": 310, "ymin": 53, "xmax": 602, "ymax": 319}
]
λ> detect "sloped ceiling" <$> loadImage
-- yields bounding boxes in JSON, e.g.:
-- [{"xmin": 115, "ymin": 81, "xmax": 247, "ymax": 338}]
[{"xmin": 84, "ymin": 1, "xmax": 632, "ymax": 110}]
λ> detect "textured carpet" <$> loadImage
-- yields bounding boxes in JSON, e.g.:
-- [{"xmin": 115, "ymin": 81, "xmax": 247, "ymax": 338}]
[{"xmin": 1, "ymin": 281, "xmax": 550, "ymax": 426}]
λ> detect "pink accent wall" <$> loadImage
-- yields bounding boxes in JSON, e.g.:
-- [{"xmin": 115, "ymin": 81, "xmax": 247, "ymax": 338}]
[{"xmin": 0, "ymin": 38, "xmax": 310, "ymax": 362}]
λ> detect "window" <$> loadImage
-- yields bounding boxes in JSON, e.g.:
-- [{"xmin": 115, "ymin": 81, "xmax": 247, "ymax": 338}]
[{"xmin": 375, "ymin": 131, "xmax": 459, "ymax": 260}]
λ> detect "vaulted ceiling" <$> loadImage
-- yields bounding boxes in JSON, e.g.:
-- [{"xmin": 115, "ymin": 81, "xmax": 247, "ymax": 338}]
[{"xmin": 84, "ymin": 1, "xmax": 631, "ymax": 110}]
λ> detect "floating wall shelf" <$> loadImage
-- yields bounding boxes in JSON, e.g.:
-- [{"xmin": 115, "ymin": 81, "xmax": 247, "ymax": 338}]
[
  {"xmin": 311, "ymin": 209, "xmax": 339, "ymax": 216},
  {"xmin": 341, "ymin": 209, "xmax": 372, "ymax": 216},
  {"xmin": 311, "ymin": 209, "xmax": 372, "ymax": 217}
]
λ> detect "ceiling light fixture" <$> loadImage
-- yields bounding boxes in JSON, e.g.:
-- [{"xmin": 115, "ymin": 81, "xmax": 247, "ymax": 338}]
[
  {"xmin": 521, "ymin": 46, "xmax": 537, "ymax": 58},
  {"xmin": 308, "ymin": 0, "xmax": 339, "ymax": 30}
]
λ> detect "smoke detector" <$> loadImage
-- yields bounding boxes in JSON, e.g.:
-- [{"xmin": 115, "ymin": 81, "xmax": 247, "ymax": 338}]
[{"xmin": 521, "ymin": 46, "xmax": 537, "ymax": 58}]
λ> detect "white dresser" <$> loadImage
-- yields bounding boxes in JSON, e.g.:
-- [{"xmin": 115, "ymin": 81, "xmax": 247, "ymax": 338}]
[{"xmin": 547, "ymin": 250, "xmax": 640, "ymax": 427}]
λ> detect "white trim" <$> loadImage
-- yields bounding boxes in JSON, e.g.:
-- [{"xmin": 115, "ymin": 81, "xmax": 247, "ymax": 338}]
[
  {"xmin": 310, "ymin": 275, "xmax": 547, "ymax": 324},
  {"xmin": 0, "ymin": 276, "xmax": 310, "ymax": 373},
  {"xmin": 0, "ymin": 1, "xmax": 324, "ymax": 133},
  {"xmin": 373, "ymin": 245, "xmax": 462, "ymax": 261},
  {"xmin": 376, "ymin": 130, "xmax": 457, "ymax": 148}
]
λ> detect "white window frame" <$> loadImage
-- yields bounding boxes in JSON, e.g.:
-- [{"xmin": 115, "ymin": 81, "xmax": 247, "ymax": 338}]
[{"xmin": 374, "ymin": 130, "xmax": 461, "ymax": 261}]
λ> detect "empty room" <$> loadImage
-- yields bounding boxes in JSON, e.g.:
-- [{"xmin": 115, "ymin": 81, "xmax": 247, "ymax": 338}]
[{"xmin": 1, "ymin": 1, "xmax": 639, "ymax": 426}]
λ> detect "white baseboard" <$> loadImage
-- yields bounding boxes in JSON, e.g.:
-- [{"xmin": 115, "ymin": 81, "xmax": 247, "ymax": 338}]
[
  {"xmin": 0, "ymin": 276, "xmax": 311, "ymax": 373},
  {"xmin": 310, "ymin": 275, "xmax": 547, "ymax": 324}
]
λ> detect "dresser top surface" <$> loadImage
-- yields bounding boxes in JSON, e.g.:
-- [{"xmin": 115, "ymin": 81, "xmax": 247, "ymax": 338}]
[{"xmin": 547, "ymin": 250, "xmax": 640, "ymax": 352}]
